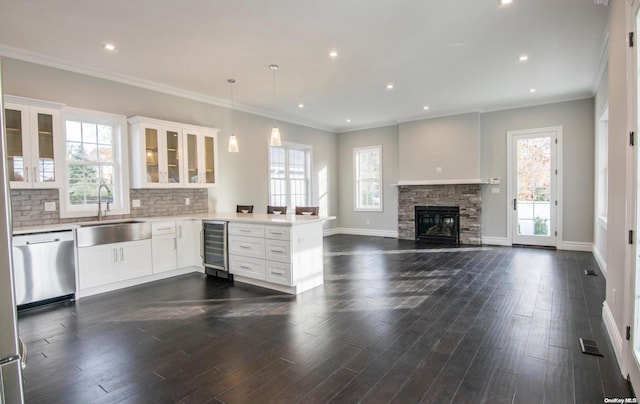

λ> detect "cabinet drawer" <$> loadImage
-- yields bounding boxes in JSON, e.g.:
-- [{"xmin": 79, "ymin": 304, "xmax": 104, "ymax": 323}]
[
  {"xmin": 229, "ymin": 223, "xmax": 265, "ymax": 237},
  {"xmin": 229, "ymin": 235, "xmax": 265, "ymax": 259},
  {"xmin": 265, "ymin": 261, "xmax": 292, "ymax": 286},
  {"xmin": 229, "ymin": 255, "xmax": 265, "ymax": 280},
  {"xmin": 265, "ymin": 239, "xmax": 290, "ymax": 263},
  {"xmin": 265, "ymin": 225, "xmax": 290, "ymax": 240},
  {"xmin": 152, "ymin": 221, "xmax": 176, "ymax": 235}
]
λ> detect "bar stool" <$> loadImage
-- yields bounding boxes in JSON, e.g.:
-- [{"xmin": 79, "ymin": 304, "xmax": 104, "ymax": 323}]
[
  {"xmin": 295, "ymin": 206, "xmax": 319, "ymax": 215},
  {"xmin": 267, "ymin": 205, "xmax": 288, "ymax": 214},
  {"xmin": 236, "ymin": 205, "xmax": 254, "ymax": 213}
]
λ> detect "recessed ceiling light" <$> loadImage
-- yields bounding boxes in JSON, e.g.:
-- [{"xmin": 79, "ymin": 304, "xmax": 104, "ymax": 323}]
[
  {"xmin": 329, "ymin": 51, "xmax": 338, "ymax": 58},
  {"xmin": 298, "ymin": 103, "xmax": 304, "ymax": 108},
  {"xmin": 346, "ymin": 118, "xmax": 351, "ymax": 123},
  {"xmin": 529, "ymin": 88, "xmax": 537, "ymax": 93},
  {"xmin": 423, "ymin": 106, "xmax": 430, "ymax": 110},
  {"xmin": 386, "ymin": 84, "xmax": 394, "ymax": 90},
  {"xmin": 103, "ymin": 43, "xmax": 116, "ymax": 51},
  {"xmin": 518, "ymin": 55, "xmax": 529, "ymax": 62},
  {"xmin": 499, "ymin": 0, "xmax": 513, "ymax": 5}
]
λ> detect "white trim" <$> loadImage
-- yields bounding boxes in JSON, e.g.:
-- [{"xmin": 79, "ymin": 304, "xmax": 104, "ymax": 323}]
[
  {"xmin": 481, "ymin": 236, "xmax": 510, "ymax": 246},
  {"xmin": 557, "ymin": 241, "xmax": 592, "ymax": 252},
  {"xmin": 593, "ymin": 244, "xmax": 608, "ymax": 278},
  {"xmin": 354, "ymin": 144, "xmax": 383, "ymax": 212},
  {"xmin": 323, "ymin": 227, "xmax": 341, "ymax": 237},
  {"xmin": 0, "ymin": 45, "xmax": 334, "ymax": 133},
  {"xmin": 396, "ymin": 179, "xmax": 486, "ymax": 186},
  {"xmin": 603, "ymin": 300, "xmax": 626, "ymax": 376},
  {"xmin": 507, "ymin": 126, "xmax": 563, "ymax": 248},
  {"xmin": 326, "ymin": 227, "xmax": 398, "ymax": 238},
  {"xmin": 592, "ymin": 29, "xmax": 610, "ymax": 95}
]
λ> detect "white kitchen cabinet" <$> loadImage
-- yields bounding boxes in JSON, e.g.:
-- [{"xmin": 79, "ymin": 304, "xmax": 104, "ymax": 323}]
[
  {"xmin": 176, "ymin": 220, "xmax": 194, "ymax": 268},
  {"xmin": 192, "ymin": 219, "xmax": 204, "ymax": 269},
  {"xmin": 151, "ymin": 221, "xmax": 177, "ymax": 273},
  {"xmin": 129, "ymin": 116, "xmax": 218, "ymax": 189},
  {"xmin": 183, "ymin": 130, "xmax": 218, "ymax": 187},
  {"xmin": 78, "ymin": 240, "xmax": 152, "ymax": 289},
  {"xmin": 4, "ymin": 97, "xmax": 64, "ymax": 189}
]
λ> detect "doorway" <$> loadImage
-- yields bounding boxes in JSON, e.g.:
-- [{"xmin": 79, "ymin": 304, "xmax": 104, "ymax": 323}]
[{"xmin": 507, "ymin": 126, "xmax": 561, "ymax": 247}]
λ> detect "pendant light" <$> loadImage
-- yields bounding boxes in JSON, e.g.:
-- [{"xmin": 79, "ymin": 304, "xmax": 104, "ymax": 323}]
[
  {"xmin": 227, "ymin": 79, "xmax": 239, "ymax": 153},
  {"xmin": 269, "ymin": 64, "xmax": 282, "ymax": 147}
]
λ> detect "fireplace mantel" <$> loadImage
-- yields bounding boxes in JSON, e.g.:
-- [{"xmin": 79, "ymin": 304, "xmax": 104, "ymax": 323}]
[{"xmin": 396, "ymin": 179, "xmax": 487, "ymax": 186}]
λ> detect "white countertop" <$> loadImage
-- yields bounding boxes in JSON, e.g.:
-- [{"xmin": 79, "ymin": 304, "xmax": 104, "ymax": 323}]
[{"xmin": 12, "ymin": 212, "xmax": 336, "ymax": 235}]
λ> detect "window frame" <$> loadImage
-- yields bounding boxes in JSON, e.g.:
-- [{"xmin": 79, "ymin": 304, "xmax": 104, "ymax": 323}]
[
  {"xmin": 59, "ymin": 107, "xmax": 130, "ymax": 219},
  {"xmin": 268, "ymin": 141, "xmax": 312, "ymax": 211},
  {"xmin": 353, "ymin": 144, "xmax": 383, "ymax": 212}
]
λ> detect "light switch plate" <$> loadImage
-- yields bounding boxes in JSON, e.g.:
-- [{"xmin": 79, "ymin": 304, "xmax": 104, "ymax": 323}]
[
  {"xmin": 185, "ymin": 198, "xmax": 190, "ymax": 205},
  {"xmin": 489, "ymin": 177, "xmax": 500, "ymax": 184},
  {"xmin": 132, "ymin": 199, "xmax": 141, "ymax": 208},
  {"xmin": 436, "ymin": 167, "xmax": 443, "ymax": 173},
  {"xmin": 44, "ymin": 202, "xmax": 56, "ymax": 212}
]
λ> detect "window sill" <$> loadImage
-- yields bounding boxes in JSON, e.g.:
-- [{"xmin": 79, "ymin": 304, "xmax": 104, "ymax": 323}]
[{"xmin": 60, "ymin": 206, "xmax": 131, "ymax": 220}]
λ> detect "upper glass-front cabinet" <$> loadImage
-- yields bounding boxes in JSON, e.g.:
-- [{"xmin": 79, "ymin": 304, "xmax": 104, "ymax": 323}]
[
  {"xmin": 129, "ymin": 116, "xmax": 217, "ymax": 189},
  {"xmin": 4, "ymin": 98, "xmax": 63, "ymax": 189}
]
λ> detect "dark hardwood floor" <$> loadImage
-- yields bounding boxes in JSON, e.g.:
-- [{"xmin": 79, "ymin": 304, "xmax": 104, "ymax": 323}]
[{"xmin": 18, "ymin": 235, "xmax": 634, "ymax": 403}]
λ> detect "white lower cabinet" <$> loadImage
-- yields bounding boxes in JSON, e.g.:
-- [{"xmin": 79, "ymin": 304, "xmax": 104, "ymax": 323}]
[
  {"xmin": 152, "ymin": 221, "xmax": 177, "ymax": 273},
  {"xmin": 176, "ymin": 220, "xmax": 194, "ymax": 268},
  {"xmin": 265, "ymin": 260, "xmax": 292, "ymax": 286},
  {"xmin": 229, "ymin": 255, "xmax": 266, "ymax": 280},
  {"xmin": 78, "ymin": 240, "xmax": 152, "ymax": 289}
]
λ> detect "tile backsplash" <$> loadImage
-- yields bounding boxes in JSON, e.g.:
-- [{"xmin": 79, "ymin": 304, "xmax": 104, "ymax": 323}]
[{"xmin": 11, "ymin": 188, "xmax": 208, "ymax": 228}]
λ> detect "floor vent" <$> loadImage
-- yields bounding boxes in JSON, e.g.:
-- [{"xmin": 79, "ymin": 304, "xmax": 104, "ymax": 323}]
[
  {"xmin": 579, "ymin": 338, "xmax": 603, "ymax": 357},
  {"xmin": 584, "ymin": 269, "xmax": 598, "ymax": 276}
]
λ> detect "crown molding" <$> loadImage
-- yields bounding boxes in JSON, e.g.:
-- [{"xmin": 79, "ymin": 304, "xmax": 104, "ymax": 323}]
[{"xmin": 0, "ymin": 45, "xmax": 335, "ymax": 133}]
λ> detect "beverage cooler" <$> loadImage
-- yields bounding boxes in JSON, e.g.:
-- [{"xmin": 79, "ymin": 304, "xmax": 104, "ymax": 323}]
[{"xmin": 201, "ymin": 220, "xmax": 233, "ymax": 280}]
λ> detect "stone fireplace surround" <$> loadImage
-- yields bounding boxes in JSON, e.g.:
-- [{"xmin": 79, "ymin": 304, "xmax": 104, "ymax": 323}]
[{"xmin": 398, "ymin": 184, "xmax": 481, "ymax": 245}]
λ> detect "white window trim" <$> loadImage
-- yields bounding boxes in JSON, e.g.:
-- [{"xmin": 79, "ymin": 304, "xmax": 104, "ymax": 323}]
[
  {"xmin": 353, "ymin": 144, "xmax": 383, "ymax": 212},
  {"xmin": 268, "ymin": 141, "xmax": 313, "ymax": 210},
  {"xmin": 59, "ymin": 107, "xmax": 130, "ymax": 219}
]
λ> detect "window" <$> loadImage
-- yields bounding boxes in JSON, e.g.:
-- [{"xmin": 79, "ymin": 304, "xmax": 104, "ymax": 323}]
[
  {"xmin": 354, "ymin": 145, "xmax": 382, "ymax": 211},
  {"xmin": 60, "ymin": 108, "xmax": 129, "ymax": 218},
  {"xmin": 269, "ymin": 143, "xmax": 311, "ymax": 210}
]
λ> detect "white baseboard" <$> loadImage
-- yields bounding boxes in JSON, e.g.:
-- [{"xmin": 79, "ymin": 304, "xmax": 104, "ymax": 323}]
[
  {"xmin": 592, "ymin": 244, "xmax": 607, "ymax": 278},
  {"xmin": 603, "ymin": 301, "xmax": 626, "ymax": 376},
  {"xmin": 481, "ymin": 236, "xmax": 510, "ymax": 246},
  {"xmin": 324, "ymin": 227, "xmax": 398, "ymax": 238},
  {"xmin": 557, "ymin": 241, "xmax": 593, "ymax": 252}
]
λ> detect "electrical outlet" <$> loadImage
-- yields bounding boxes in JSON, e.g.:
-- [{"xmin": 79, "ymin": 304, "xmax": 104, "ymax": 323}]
[
  {"xmin": 436, "ymin": 167, "xmax": 443, "ymax": 173},
  {"xmin": 366, "ymin": 219, "xmax": 370, "ymax": 225},
  {"xmin": 132, "ymin": 199, "xmax": 141, "ymax": 208},
  {"xmin": 44, "ymin": 202, "xmax": 56, "ymax": 212},
  {"xmin": 491, "ymin": 187, "xmax": 500, "ymax": 194},
  {"xmin": 185, "ymin": 198, "xmax": 190, "ymax": 205}
]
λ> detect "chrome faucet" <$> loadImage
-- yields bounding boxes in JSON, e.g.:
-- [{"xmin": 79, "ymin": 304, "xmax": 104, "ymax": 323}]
[{"xmin": 97, "ymin": 183, "xmax": 111, "ymax": 221}]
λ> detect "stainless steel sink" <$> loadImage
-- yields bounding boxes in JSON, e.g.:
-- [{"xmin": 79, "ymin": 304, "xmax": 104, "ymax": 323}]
[{"xmin": 76, "ymin": 221, "xmax": 151, "ymax": 248}]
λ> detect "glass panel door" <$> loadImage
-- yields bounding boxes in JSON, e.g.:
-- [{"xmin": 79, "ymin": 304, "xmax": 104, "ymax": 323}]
[
  {"xmin": 4, "ymin": 108, "xmax": 25, "ymax": 183},
  {"xmin": 36, "ymin": 112, "xmax": 55, "ymax": 182},
  {"xmin": 510, "ymin": 129, "xmax": 557, "ymax": 247},
  {"xmin": 203, "ymin": 135, "xmax": 215, "ymax": 184},
  {"xmin": 186, "ymin": 133, "xmax": 198, "ymax": 184},
  {"xmin": 145, "ymin": 128, "xmax": 160, "ymax": 184},
  {"xmin": 165, "ymin": 130, "xmax": 180, "ymax": 184}
]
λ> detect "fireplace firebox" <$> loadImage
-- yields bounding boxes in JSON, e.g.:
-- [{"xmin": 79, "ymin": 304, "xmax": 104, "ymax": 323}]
[{"xmin": 415, "ymin": 206, "xmax": 460, "ymax": 245}]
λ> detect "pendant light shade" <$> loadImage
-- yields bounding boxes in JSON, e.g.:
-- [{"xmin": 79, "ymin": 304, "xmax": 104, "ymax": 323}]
[
  {"xmin": 228, "ymin": 133, "xmax": 239, "ymax": 152},
  {"xmin": 227, "ymin": 78, "xmax": 239, "ymax": 153},
  {"xmin": 269, "ymin": 64, "xmax": 282, "ymax": 147},
  {"xmin": 270, "ymin": 127, "xmax": 281, "ymax": 147}
]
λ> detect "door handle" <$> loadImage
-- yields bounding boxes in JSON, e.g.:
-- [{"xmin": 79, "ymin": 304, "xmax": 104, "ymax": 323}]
[
  {"xmin": 513, "ymin": 198, "xmax": 517, "ymax": 210},
  {"xmin": 120, "ymin": 247, "xmax": 124, "ymax": 261}
]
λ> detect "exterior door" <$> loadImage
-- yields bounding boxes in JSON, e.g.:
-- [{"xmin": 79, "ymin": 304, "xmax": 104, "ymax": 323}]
[{"xmin": 508, "ymin": 127, "xmax": 560, "ymax": 247}]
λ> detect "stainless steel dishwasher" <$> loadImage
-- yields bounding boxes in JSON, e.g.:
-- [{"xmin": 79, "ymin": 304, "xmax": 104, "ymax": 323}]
[{"xmin": 12, "ymin": 230, "xmax": 76, "ymax": 308}]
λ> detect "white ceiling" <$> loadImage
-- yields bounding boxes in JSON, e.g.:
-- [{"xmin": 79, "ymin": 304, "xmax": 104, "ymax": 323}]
[{"xmin": 0, "ymin": 0, "xmax": 608, "ymax": 132}]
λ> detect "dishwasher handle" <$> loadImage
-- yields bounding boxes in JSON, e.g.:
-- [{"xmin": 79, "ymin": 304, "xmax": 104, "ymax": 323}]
[{"xmin": 26, "ymin": 238, "xmax": 60, "ymax": 245}]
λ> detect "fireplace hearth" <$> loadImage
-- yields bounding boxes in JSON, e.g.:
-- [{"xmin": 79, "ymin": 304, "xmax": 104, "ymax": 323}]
[{"xmin": 415, "ymin": 205, "xmax": 460, "ymax": 245}]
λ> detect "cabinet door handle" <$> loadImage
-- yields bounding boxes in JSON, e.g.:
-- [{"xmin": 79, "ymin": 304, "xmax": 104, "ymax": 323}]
[
  {"xmin": 239, "ymin": 265, "xmax": 251, "ymax": 270},
  {"xmin": 174, "ymin": 238, "xmax": 177, "ymax": 250},
  {"xmin": 113, "ymin": 248, "xmax": 118, "ymax": 263},
  {"xmin": 157, "ymin": 227, "xmax": 172, "ymax": 231},
  {"xmin": 239, "ymin": 229, "xmax": 251, "ymax": 233},
  {"xmin": 178, "ymin": 226, "xmax": 182, "ymax": 238},
  {"xmin": 239, "ymin": 245, "xmax": 251, "ymax": 249},
  {"xmin": 24, "ymin": 167, "xmax": 29, "ymax": 183},
  {"xmin": 270, "ymin": 271, "xmax": 284, "ymax": 276},
  {"xmin": 200, "ymin": 229, "xmax": 204, "ymax": 258},
  {"xmin": 269, "ymin": 231, "xmax": 284, "ymax": 236},
  {"xmin": 33, "ymin": 167, "xmax": 37, "ymax": 183},
  {"xmin": 513, "ymin": 198, "xmax": 517, "ymax": 211},
  {"xmin": 270, "ymin": 248, "xmax": 284, "ymax": 254},
  {"xmin": 120, "ymin": 247, "xmax": 124, "ymax": 261}
]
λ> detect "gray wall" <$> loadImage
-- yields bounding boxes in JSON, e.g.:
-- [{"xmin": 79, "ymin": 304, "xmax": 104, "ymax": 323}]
[
  {"xmin": 480, "ymin": 99, "xmax": 595, "ymax": 242},
  {"xmin": 337, "ymin": 125, "xmax": 398, "ymax": 232},
  {"xmin": 398, "ymin": 112, "xmax": 481, "ymax": 182},
  {"xmin": 1, "ymin": 58, "xmax": 338, "ymax": 228}
]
